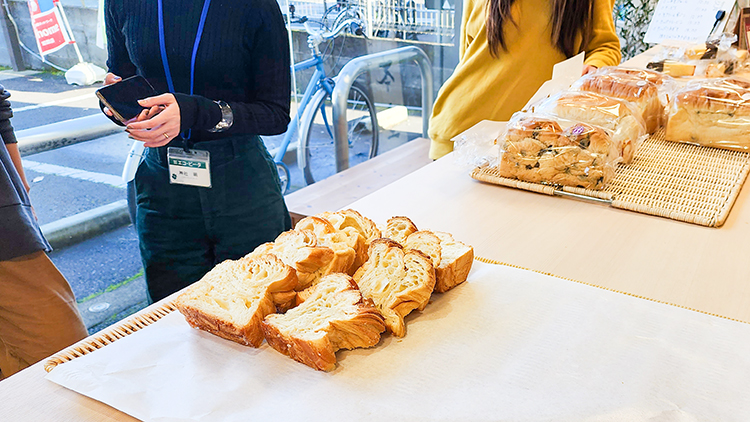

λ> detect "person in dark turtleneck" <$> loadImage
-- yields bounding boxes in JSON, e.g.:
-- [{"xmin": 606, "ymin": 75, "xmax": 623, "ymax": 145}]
[{"xmin": 102, "ymin": 0, "xmax": 292, "ymax": 302}]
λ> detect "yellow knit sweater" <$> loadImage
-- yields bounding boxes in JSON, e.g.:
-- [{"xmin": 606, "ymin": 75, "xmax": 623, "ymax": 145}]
[{"xmin": 428, "ymin": 0, "xmax": 621, "ymax": 159}]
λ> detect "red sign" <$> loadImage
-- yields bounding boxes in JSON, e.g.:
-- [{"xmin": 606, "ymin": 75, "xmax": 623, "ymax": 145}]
[{"xmin": 27, "ymin": 0, "xmax": 70, "ymax": 56}]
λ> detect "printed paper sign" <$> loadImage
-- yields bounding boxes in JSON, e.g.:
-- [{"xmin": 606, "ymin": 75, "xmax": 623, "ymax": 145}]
[
  {"xmin": 27, "ymin": 0, "xmax": 71, "ymax": 56},
  {"xmin": 643, "ymin": 0, "xmax": 736, "ymax": 44}
]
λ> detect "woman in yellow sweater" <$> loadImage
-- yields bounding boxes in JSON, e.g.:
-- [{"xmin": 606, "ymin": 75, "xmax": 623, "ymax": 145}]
[{"xmin": 428, "ymin": 0, "xmax": 621, "ymax": 159}]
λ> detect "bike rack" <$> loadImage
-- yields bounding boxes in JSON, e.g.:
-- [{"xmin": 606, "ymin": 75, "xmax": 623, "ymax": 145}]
[{"xmin": 331, "ymin": 45, "xmax": 433, "ymax": 172}]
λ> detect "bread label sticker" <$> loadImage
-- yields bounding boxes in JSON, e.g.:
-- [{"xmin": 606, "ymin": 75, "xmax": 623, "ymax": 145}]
[{"xmin": 167, "ymin": 147, "xmax": 212, "ymax": 188}]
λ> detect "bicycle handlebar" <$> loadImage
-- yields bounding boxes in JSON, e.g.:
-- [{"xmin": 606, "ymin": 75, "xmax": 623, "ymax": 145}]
[{"xmin": 304, "ymin": 17, "xmax": 365, "ymax": 43}]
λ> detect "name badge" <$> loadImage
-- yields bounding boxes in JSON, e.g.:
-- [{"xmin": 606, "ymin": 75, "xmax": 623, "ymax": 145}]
[{"xmin": 167, "ymin": 147, "xmax": 211, "ymax": 188}]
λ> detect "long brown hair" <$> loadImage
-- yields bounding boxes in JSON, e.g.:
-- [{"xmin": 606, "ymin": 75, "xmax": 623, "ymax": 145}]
[{"xmin": 485, "ymin": 0, "xmax": 594, "ymax": 57}]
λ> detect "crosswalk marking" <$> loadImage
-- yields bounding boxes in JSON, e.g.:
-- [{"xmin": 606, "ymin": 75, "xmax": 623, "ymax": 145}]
[
  {"xmin": 12, "ymin": 92, "xmax": 98, "ymax": 112},
  {"xmin": 22, "ymin": 160, "xmax": 126, "ymax": 188}
]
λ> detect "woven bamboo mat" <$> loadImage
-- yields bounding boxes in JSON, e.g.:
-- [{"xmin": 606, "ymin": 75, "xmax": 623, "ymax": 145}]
[
  {"xmin": 471, "ymin": 131, "xmax": 750, "ymax": 227},
  {"xmin": 44, "ymin": 302, "xmax": 177, "ymax": 373}
]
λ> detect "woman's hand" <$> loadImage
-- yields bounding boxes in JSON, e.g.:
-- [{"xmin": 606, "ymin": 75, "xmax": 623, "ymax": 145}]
[
  {"xmin": 582, "ymin": 65, "xmax": 598, "ymax": 75},
  {"xmin": 101, "ymin": 72, "xmax": 122, "ymax": 118},
  {"xmin": 125, "ymin": 94, "xmax": 182, "ymax": 148}
]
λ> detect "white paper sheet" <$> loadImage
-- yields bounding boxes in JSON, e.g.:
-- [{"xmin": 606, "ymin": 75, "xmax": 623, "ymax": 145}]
[
  {"xmin": 47, "ymin": 261, "xmax": 750, "ymax": 422},
  {"xmin": 644, "ymin": 0, "xmax": 736, "ymax": 44}
]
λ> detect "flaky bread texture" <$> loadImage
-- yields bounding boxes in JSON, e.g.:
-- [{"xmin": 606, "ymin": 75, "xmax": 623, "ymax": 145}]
[
  {"xmin": 665, "ymin": 79, "xmax": 750, "ymax": 151},
  {"xmin": 576, "ymin": 73, "xmax": 663, "ymax": 133},
  {"xmin": 353, "ymin": 239, "xmax": 435, "ymax": 337},
  {"xmin": 175, "ymin": 254, "xmax": 297, "ymax": 347},
  {"xmin": 295, "ymin": 216, "xmax": 364, "ymax": 278},
  {"xmin": 383, "ymin": 216, "xmax": 419, "ymax": 245},
  {"xmin": 245, "ymin": 229, "xmax": 335, "ymax": 292},
  {"xmin": 315, "ymin": 209, "xmax": 380, "ymax": 270},
  {"xmin": 262, "ymin": 273, "xmax": 385, "ymax": 371}
]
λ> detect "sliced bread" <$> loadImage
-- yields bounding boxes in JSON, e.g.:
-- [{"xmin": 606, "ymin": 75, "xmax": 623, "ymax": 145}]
[
  {"xmin": 245, "ymin": 229, "xmax": 335, "ymax": 291},
  {"xmin": 175, "ymin": 254, "xmax": 297, "ymax": 347},
  {"xmin": 353, "ymin": 238, "xmax": 435, "ymax": 337},
  {"xmin": 262, "ymin": 273, "xmax": 385, "ymax": 371},
  {"xmin": 383, "ymin": 216, "xmax": 419, "ymax": 245},
  {"xmin": 432, "ymin": 231, "xmax": 474, "ymax": 293}
]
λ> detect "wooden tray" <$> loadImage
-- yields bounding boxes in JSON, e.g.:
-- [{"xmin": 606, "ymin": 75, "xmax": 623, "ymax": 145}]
[{"xmin": 471, "ymin": 131, "xmax": 750, "ymax": 227}]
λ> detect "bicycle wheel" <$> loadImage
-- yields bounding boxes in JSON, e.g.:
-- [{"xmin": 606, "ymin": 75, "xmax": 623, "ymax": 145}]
[
  {"xmin": 275, "ymin": 161, "xmax": 290, "ymax": 194},
  {"xmin": 301, "ymin": 83, "xmax": 378, "ymax": 185}
]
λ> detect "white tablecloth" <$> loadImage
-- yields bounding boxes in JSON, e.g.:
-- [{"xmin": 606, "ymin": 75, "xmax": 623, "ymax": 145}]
[{"xmin": 47, "ymin": 261, "xmax": 750, "ymax": 421}]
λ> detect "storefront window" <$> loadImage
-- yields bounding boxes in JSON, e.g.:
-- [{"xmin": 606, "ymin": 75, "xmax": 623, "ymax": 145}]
[{"xmin": 266, "ymin": 0, "xmax": 459, "ymax": 192}]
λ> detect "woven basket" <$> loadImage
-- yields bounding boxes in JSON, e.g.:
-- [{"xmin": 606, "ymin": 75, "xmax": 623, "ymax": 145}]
[
  {"xmin": 472, "ymin": 131, "xmax": 750, "ymax": 227},
  {"xmin": 44, "ymin": 302, "xmax": 177, "ymax": 373}
]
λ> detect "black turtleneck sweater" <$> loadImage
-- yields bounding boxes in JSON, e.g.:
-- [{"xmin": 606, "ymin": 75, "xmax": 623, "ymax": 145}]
[{"xmin": 104, "ymin": 0, "xmax": 291, "ymax": 143}]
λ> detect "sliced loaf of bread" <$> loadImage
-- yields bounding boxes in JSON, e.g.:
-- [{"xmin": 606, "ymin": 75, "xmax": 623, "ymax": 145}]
[
  {"xmin": 245, "ymin": 229, "xmax": 335, "ymax": 292},
  {"xmin": 383, "ymin": 216, "xmax": 419, "ymax": 245},
  {"xmin": 262, "ymin": 273, "xmax": 385, "ymax": 371},
  {"xmin": 432, "ymin": 231, "xmax": 474, "ymax": 293},
  {"xmin": 175, "ymin": 254, "xmax": 297, "ymax": 347},
  {"xmin": 353, "ymin": 238, "xmax": 435, "ymax": 337}
]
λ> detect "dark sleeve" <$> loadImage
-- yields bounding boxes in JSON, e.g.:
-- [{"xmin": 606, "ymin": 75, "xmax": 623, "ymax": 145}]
[
  {"xmin": 104, "ymin": 0, "xmax": 137, "ymax": 78},
  {"xmin": 0, "ymin": 85, "xmax": 17, "ymax": 145},
  {"xmin": 101, "ymin": 0, "xmax": 135, "ymax": 127},
  {"xmin": 176, "ymin": 0, "xmax": 291, "ymax": 135}
]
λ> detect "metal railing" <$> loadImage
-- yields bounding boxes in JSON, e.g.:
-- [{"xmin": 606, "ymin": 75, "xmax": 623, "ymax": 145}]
[
  {"xmin": 285, "ymin": 0, "xmax": 455, "ymax": 45},
  {"xmin": 331, "ymin": 45, "xmax": 432, "ymax": 172}
]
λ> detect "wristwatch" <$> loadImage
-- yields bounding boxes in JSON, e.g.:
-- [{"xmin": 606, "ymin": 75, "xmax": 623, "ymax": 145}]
[{"xmin": 208, "ymin": 100, "xmax": 233, "ymax": 133}]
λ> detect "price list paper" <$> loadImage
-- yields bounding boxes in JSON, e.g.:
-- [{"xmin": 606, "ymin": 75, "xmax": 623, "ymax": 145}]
[{"xmin": 644, "ymin": 0, "xmax": 736, "ymax": 44}]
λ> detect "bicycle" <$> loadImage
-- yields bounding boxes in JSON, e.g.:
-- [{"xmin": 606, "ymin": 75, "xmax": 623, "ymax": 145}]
[{"xmin": 271, "ymin": 15, "xmax": 379, "ymax": 193}]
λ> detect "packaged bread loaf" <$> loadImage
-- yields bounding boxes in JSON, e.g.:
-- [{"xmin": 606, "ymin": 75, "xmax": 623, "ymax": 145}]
[
  {"xmin": 533, "ymin": 90, "xmax": 647, "ymax": 164},
  {"xmin": 572, "ymin": 69, "xmax": 665, "ymax": 133},
  {"xmin": 497, "ymin": 112, "xmax": 619, "ymax": 190},
  {"xmin": 665, "ymin": 77, "xmax": 750, "ymax": 152}
]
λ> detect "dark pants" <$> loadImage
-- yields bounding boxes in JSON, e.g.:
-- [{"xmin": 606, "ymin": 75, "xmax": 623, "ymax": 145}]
[{"xmin": 134, "ymin": 134, "xmax": 291, "ymax": 302}]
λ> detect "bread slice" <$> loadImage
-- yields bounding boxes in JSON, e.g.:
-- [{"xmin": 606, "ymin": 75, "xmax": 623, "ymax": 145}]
[
  {"xmin": 383, "ymin": 216, "xmax": 419, "ymax": 245},
  {"xmin": 245, "ymin": 229, "xmax": 335, "ymax": 292},
  {"xmin": 353, "ymin": 239, "xmax": 435, "ymax": 337},
  {"xmin": 316, "ymin": 209, "xmax": 380, "ymax": 271},
  {"xmin": 262, "ymin": 273, "xmax": 386, "ymax": 371},
  {"xmin": 432, "ymin": 231, "xmax": 474, "ymax": 293},
  {"xmin": 175, "ymin": 254, "xmax": 297, "ymax": 347},
  {"xmin": 296, "ymin": 215, "xmax": 363, "ymax": 276},
  {"xmin": 404, "ymin": 230, "xmax": 442, "ymax": 268}
]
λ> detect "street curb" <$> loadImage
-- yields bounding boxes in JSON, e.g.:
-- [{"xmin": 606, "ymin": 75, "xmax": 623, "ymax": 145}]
[
  {"xmin": 17, "ymin": 113, "xmax": 123, "ymax": 157},
  {"xmin": 41, "ymin": 199, "xmax": 131, "ymax": 250}
]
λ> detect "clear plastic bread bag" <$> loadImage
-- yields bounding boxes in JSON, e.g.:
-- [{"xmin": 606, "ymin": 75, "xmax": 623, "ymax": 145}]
[
  {"xmin": 570, "ymin": 69, "xmax": 668, "ymax": 134},
  {"xmin": 530, "ymin": 90, "xmax": 648, "ymax": 164},
  {"xmin": 497, "ymin": 111, "xmax": 620, "ymax": 190},
  {"xmin": 665, "ymin": 77, "xmax": 750, "ymax": 152},
  {"xmin": 453, "ymin": 125, "xmax": 499, "ymax": 170}
]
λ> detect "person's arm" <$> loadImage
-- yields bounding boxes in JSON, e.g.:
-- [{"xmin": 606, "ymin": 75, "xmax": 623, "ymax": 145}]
[
  {"xmin": 0, "ymin": 86, "xmax": 26, "ymax": 192},
  {"xmin": 100, "ymin": 0, "xmax": 137, "ymax": 126},
  {"xmin": 127, "ymin": 0, "xmax": 291, "ymax": 147},
  {"xmin": 583, "ymin": 0, "xmax": 621, "ymax": 69},
  {"xmin": 174, "ymin": 0, "xmax": 291, "ymax": 137},
  {"xmin": 6, "ymin": 143, "xmax": 29, "ymax": 193}
]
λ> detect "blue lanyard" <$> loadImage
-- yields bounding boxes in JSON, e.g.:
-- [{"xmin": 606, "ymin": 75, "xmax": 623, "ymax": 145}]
[{"xmin": 157, "ymin": 0, "xmax": 212, "ymax": 141}]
